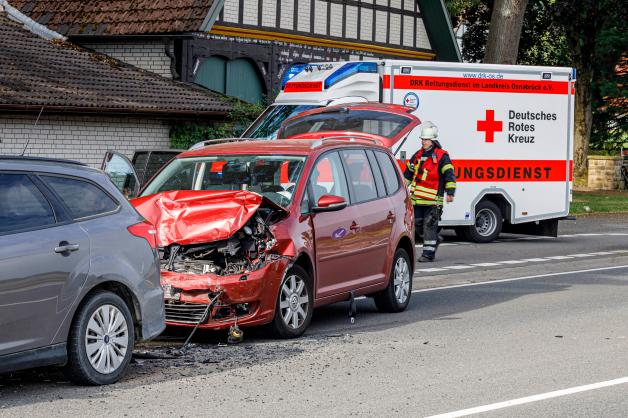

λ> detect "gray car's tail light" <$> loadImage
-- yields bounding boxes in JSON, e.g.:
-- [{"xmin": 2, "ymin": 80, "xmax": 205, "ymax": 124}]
[{"xmin": 128, "ymin": 220, "xmax": 157, "ymax": 249}]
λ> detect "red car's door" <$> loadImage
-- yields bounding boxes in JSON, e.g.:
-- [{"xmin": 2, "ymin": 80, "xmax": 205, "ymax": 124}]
[
  {"xmin": 309, "ymin": 152, "xmax": 364, "ymax": 298},
  {"xmin": 339, "ymin": 149, "xmax": 393, "ymax": 288}
]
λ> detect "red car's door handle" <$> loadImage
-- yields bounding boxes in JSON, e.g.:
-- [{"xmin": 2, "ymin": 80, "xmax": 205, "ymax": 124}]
[
  {"xmin": 387, "ymin": 211, "xmax": 396, "ymax": 222},
  {"xmin": 349, "ymin": 221, "xmax": 360, "ymax": 232}
]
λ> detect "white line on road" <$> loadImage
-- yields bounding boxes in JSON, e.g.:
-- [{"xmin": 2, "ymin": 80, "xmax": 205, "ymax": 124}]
[
  {"xmin": 470, "ymin": 262, "xmax": 502, "ymax": 267},
  {"xmin": 416, "ymin": 250, "xmax": 627, "ymax": 273},
  {"xmin": 424, "ymin": 376, "xmax": 628, "ymax": 418},
  {"xmin": 412, "ymin": 265, "xmax": 628, "ymax": 293}
]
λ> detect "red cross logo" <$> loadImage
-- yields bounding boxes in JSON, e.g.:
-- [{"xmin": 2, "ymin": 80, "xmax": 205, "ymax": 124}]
[{"xmin": 477, "ymin": 109, "xmax": 503, "ymax": 143}]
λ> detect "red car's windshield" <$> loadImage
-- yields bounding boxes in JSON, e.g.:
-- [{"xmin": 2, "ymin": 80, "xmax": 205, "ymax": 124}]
[{"xmin": 141, "ymin": 155, "xmax": 306, "ymax": 208}]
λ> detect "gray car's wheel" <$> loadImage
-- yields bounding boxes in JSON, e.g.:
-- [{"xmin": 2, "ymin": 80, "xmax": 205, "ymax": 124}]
[
  {"xmin": 64, "ymin": 291, "xmax": 135, "ymax": 385},
  {"xmin": 270, "ymin": 265, "xmax": 313, "ymax": 339},
  {"xmin": 374, "ymin": 248, "xmax": 412, "ymax": 313}
]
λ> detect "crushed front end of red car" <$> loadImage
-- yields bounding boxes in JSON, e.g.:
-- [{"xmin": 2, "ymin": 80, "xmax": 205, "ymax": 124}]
[{"xmin": 132, "ymin": 190, "xmax": 294, "ymax": 329}]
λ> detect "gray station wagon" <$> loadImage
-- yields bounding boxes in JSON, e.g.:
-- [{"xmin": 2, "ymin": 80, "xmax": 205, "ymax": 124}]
[{"xmin": 0, "ymin": 156, "xmax": 165, "ymax": 385}]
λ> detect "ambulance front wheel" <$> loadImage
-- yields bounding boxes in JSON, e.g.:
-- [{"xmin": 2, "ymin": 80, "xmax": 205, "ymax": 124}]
[{"xmin": 466, "ymin": 201, "xmax": 503, "ymax": 243}]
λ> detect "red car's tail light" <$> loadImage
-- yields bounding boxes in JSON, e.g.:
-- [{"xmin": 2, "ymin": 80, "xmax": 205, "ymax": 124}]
[{"xmin": 128, "ymin": 221, "xmax": 157, "ymax": 249}]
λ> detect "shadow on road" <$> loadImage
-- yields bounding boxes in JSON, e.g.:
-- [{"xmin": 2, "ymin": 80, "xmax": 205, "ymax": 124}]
[{"xmin": 1, "ymin": 269, "xmax": 626, "ymax": 407}]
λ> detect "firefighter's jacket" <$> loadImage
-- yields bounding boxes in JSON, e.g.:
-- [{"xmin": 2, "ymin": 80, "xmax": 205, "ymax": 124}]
[{"xmin": 403, "ymin": 145, "xmax": 456, "ymax": 206}]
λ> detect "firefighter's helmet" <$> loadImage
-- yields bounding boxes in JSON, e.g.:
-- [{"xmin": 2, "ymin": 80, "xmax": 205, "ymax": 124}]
[{"xmin": 420, "ymin": 125, "xmax": 438, "ymax": 140}]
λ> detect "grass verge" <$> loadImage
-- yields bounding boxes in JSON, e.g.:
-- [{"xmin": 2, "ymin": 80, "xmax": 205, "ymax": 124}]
[{"xmin": 571, "ymin": 191, "xmax": 628, "ymax": 215}]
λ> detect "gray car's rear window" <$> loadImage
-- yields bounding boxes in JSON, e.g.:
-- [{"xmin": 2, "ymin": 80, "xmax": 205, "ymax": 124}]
[{"xmin": 42, "ymin": 176, "xmax": 118, "ymax": 219}]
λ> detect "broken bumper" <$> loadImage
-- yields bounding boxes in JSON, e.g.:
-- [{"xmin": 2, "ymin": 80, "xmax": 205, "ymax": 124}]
[{"xmin": 161, "ymin": 258, "xmax": 290, "ymax": 329}]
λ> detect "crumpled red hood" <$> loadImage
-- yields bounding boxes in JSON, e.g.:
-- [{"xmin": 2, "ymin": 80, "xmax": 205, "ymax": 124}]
[{"xmin": 131, "ymin": 190, "xmax": 284, "ymax": 246}]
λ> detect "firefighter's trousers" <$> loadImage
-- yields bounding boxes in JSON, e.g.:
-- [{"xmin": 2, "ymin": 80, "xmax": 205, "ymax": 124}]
[{"xmin": 414, "ymin": 204, "xmax": 442, "ymax": 260}]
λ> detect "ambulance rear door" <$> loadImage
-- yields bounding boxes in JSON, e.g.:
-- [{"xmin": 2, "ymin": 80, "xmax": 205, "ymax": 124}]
[{"xmin": 384, "ymin": 60, "xmax": 575, "ymax": 226}]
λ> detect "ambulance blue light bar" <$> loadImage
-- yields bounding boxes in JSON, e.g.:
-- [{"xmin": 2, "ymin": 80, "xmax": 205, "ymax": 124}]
[
  {"xmin": 324, "ymin": 62, "xmax": 378, "ymax": 90},
  {"xmin": 281, "ymin": 64, "xmax": 307, "ymax": 89}
]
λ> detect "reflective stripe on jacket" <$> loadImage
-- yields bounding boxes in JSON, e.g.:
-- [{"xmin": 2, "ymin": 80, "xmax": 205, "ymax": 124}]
[{"xmin": 407, "ymin": 147, "xmax": 448, "ymax": 206}]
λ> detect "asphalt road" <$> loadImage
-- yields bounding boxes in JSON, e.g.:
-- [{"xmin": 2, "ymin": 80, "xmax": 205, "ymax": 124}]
[{"xmin": 1, "ymin": 214, "xmax": 627, "ymax": 417}]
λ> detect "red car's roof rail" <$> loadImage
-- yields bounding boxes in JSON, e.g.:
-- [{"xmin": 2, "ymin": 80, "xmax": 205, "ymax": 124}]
[{"xmin": 310, "ymin": 136, "xmax": 382, "ymax": 148}]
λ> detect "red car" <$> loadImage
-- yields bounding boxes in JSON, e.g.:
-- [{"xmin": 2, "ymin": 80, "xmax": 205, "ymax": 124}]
[{"xmin": 106, "ymin": 138, "xmax": 415, "ymax": 338}]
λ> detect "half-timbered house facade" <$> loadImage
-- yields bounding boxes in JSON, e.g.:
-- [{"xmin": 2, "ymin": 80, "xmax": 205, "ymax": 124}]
[{"xmin": 10, "ymin": 0, "xmax": 459, "ymax": 104}]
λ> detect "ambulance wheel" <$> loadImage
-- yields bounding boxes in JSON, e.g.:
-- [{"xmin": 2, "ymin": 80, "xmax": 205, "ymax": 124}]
[{"xmin": 467, "ymin": 201, "xmax": 502, "ymax": 243}]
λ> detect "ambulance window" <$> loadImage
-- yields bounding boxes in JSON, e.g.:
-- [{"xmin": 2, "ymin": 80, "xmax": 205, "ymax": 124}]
[
  {"xmin": 375, "ymin": 151, "xmax": 401, "ymax": 195},
  {"xmin": 365, "ymin": 150, "xmax": 386, "ymax": 198},
  {"xmin": 340, "ymin": 149, "xmax": 378, "ymax": 203},
  {"xmin": 244, "ymin": 105, "xmax": 321, "ymax": 139}
]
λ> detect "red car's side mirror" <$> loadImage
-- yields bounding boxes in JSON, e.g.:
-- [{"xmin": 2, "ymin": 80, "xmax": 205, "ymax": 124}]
[{"xmin": 313, "ymin": 194, "xmax": 347, "ymax": 212}]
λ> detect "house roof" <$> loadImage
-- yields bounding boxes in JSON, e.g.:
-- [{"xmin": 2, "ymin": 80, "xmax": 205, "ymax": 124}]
[
  {"xmin": 0, "ymin": 13, "xmax": 232, "ymax": 116},
  {"xmin": 8, "ymin": 0, "xmax": 217, "ymax": 36}
]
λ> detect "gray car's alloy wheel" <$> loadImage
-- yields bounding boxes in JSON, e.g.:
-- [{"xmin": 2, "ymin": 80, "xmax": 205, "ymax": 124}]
[
  {"xmin": 85, "ymin": 304, "xmax": 129, "ymax": 374},
  {"xmin": 374, "ymin": 248, "xmax": 413, "ymax": 313},
  {"xmin": 270, "ymin": 265, "xmax": 313, "ymax": 339},
  {"xmin": 64, "ymin": 291, "xmax": 135, "ymax": 385}
]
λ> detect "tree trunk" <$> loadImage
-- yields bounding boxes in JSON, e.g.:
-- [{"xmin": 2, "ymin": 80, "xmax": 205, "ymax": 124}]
[
  {"xmin": 573, "ymin": 64, "xmax": 593, "ymax": 179},
  {"xmin": 484, "ymin": 0, "xmax": 529, "ymax": 64}
]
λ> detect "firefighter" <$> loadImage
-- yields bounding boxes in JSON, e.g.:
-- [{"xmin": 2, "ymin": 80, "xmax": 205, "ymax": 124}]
[{"xmin": 404, "ymin": 124, "xmax": 456, "ymax": 262}]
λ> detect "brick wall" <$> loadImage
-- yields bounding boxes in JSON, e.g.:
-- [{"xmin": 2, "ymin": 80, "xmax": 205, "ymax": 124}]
[
  {"xmin": 587, "ymin": 156, "xmax": 623, "ymax": 190},
  {"xmin": 0, "ymin": 114, "xmax": 171, "ymax": 167},
  {"xmin": 81, "ymin": 41, "xmax": 173, "ymax": 79}
]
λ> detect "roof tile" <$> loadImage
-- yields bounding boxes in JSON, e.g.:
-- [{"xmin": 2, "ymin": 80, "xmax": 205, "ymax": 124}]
[
  {"xmin": 10, "ymin": 0, "xmax": 215, "ymax": 36},
  {"xmin": 0, "ymin": 14, "xmax": 232, "ymax": 115}
]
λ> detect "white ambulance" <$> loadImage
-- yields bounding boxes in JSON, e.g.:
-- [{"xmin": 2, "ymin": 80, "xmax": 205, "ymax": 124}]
[{"xmin": 242, "ymin": 60, "xmax": 576, "ymax": 242}]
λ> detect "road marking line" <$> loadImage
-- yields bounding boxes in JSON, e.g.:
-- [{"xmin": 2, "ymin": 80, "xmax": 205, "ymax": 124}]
[
  {"xmin": 470, "ymin": 262, "xmax": 501, "ymax": 267},
  {"xmin": 543, "ymin": 255, "xmax": 574, "ymax": 260},
  {"xmin": 443, "ymin": 265, "xmax": 474, "ymax": 270},
  {"xmin": 576, "ymin": 233, "xmax": 604, "ymax": 236},
  {"xmin": 498, "ymin": 260, "xmax": 529, "ymax": 264},
  {"xmin": 417, "ymin": 243, "xmax": 458, "ymax": 248},
  {"xmin": 567, "ymin": 253, "xmax": 595, "ymax": 257},
  {"xmin": 424, "ymin": 376, "xmax": 628, "ymax": 418},
  {"xmin": 412, "ymin": 265, "xmax": 628, "ymax": 293},
  {"xmin": 611, "ymin": 249, "xmax": 628, "ymax": 253},
  {"xmin": 416, "ymin": 268, "xmax": 448, "ymax": 273},
  {"xmin": 589, "ymin": 251, "xmax": 615, "ymax": 255},
  {"xmin": 607, "ymin": 233, "xmax": 628, "ymax": 236},
  {"xmin": 522, "ymin": 258, "xmax": 550, "ymax": 262}
]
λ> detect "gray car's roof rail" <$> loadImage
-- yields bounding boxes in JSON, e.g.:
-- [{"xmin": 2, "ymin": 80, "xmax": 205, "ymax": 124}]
[{"xmin": 0, "ymin": 155, "xmax": 88, "ymax": 166}]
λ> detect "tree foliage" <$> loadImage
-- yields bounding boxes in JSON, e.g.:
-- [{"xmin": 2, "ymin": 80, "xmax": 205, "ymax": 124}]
[{"xmin": 169, "ymin": 99, "xmax": 265, "ymax": 149}]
